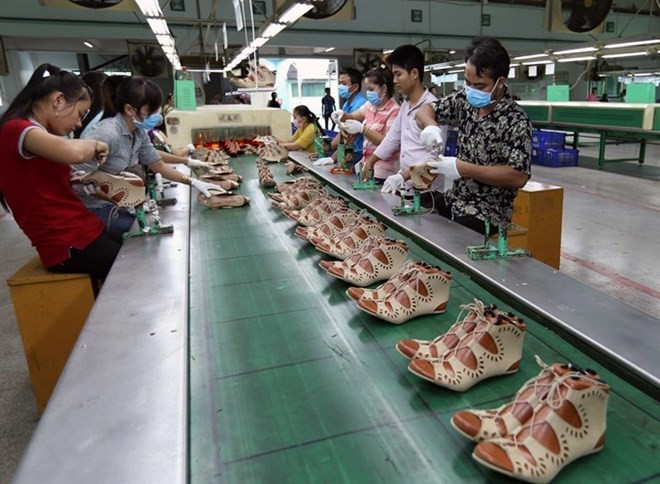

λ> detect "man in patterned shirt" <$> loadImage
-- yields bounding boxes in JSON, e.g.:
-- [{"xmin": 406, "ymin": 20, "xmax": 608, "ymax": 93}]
[{"xmin": 414, "ymin": 36, "xmax": 532, "ymax": 235}]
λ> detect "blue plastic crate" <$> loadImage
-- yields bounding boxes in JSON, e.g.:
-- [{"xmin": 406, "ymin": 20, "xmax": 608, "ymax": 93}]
[
  {"xmin": 537, "ymin": 148, "xmax": 579, "ymax": 167},
  {"xmin": 532, "ymin": 130, "xmax": 565, "ymax": 150}
]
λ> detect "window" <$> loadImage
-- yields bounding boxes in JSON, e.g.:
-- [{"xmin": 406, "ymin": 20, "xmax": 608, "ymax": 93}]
[{"xmin": 291, "ymin": 82, "xmax": 326, "ymax": 98}]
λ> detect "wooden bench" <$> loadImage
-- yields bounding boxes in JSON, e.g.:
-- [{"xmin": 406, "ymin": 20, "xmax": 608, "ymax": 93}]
[{"xmin": 7, "ymin": 256, "xmax": 95, "ymax": 413}]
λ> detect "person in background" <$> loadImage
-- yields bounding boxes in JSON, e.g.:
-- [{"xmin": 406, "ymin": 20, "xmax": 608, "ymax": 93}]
[
  {"xmin": 321, "ymin": 87, "xmax": 337, "ymax": 130},
  {"xmin": 277, "ymin": 105, "xmax": 322, "ymax": 153},
  {"xmin": 619, "ymin": 89, "xmax": 626, "ymax": 102},
  {"xmin": 415, "ymin": 36, "xmax": 532, "ymax": 235},
  {"xmin": 267, "ymin": 92, "xmax": 281, "ymax": 108},
  {"xmin": 74, "ymin": 70, "xmax": 108, "ymax": 139},
  {"xmin": 600, "ymin": 92, "xmax": 609, "ymax": 102},
  {"xmin": 587, "ymin": 87, "xmax": 598, "ymax": 102},
  {"xmin": 359, "ymin": 44, "xmax": 443, "ymax": 193},
  {"xmin": 315, "ymin": 68, "xmax": 367, "ymax": 168},
  {"xmin": 0, "ymin": 63, "xmax": 119, "ymax": 283},
  {"xmin": 429, "ymin": 86, "xmax": 438, "ymax": 98},
  {"xmin": 338, "ymin": 67, "xmax": 401, "ymax": 184},
  {"xmin": 76, "ymin": 75, "xmax": 217, "ymax": 240}
]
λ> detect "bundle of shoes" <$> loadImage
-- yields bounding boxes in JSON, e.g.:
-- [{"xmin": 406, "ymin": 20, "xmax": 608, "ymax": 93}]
[
  {"xmin": 258, "ymin": 143, "xmax": 289, "ymax": 163},
  {"xmin": 268, "ymin": 177, "xmax": 324, "ymax": 211},
  {"xmin": 223, "ymin": 138, "xmax": 242, "ymax": 157},
  {"xmin": 230, "ymin": 63, "xmax": 276, "ymax": 88},
  {"xmin": 256, "ymin": 160, "xmax": 276, "ymax": 189},
  {"xmin": 193, "ymin": 147, "xmax": 231, "ymax": 166},
  {"xmin": 254, "ymin": 135, "xmax": 277, "ymax": 145},
  {"xmin": 200, "ymin": 173, "xmax": 241, "ymax": 191},
  {"xmin": 451, "ymin": 354, "xmax": 610, "ymax": 483}
]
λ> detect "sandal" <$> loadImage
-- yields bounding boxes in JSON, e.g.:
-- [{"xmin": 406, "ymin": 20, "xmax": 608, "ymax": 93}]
[
  {"xmin": 198, "ymin": 191, "xmax": 250, "ymax": 209},
  {"xmin": 79, "ymin": 170, "xmax": 145, "ymax": 208}
]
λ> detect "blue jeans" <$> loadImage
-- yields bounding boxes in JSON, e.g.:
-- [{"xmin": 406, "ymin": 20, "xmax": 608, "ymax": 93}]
[{"xmin": 91, "ymin": 205, "xmax": 136, "ymax": 242}]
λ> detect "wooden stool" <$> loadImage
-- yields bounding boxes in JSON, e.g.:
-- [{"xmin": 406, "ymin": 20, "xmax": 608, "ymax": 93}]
[{"xmin": 7, "ymin": 256, "xmax": 95, "ymax": 413}]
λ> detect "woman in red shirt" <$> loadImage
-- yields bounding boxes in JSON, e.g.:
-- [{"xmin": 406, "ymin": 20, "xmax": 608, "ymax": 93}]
[{"xmin": 0, "ymin": 63, "xmax": 119, "ymax": 283}]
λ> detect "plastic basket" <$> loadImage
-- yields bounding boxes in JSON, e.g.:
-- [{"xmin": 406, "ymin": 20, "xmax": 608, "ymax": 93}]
[
  {"xmin": 532, "ymin": 130, "xmax": 565, "ymax": 150},
  {"xmin": 536, "ymin": 148, "xmax": 579, "ymax": 167}
]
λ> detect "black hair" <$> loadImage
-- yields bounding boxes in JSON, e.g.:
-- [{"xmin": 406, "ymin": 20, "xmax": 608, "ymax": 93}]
[
  {"xmin": 100, "ymin": 75, "xmax": 163, "ymax": 119},
  {"xmin": 73, "ymin": 70, "xmax": 108, "ymax": 138},
  {"xmin": 0, "ymin": 63, "xmax": 90, "ymax": 131},
  {"xmin": 325, "ymin": 87, "xmax": 331, "ymax": 94},
  {"xmin": 464, "ymin": 37, "xmax": 510, "ymax": 81},
  {"xmin": 339, "ymin": 67, "xmax": 363, "ymax": 88},
  {"xmin": 293, "ymin": 105, "xmax": 323, "ymax": 133},
  {"xmin": 388, "ymin": 45, "xmax": 424, "ymax": 82},
  {"xmin": 0, "ymin": 63, "xmax": 91, "ymax": 210},
  {"xmin": 271, "ymin": 92, "xmax": 278, "ymax": 99},
  {"xmin": 365, "ymin": 67, "xmax": 394, "ymax": 98}
]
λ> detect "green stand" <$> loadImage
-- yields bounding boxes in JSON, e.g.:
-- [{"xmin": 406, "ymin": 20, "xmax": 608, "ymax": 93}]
[
  {"xmin": 466, "ymin": 221, "xmax": 530, "ymax": 260},
  {"xmin": 313, "ymin": 131, "xmax": 331, "ymax": 158},
  {"xmin": 147, "ymin": 178, "xmax": 176, "ymax": 207},
  {"xmin": 391, "ymin": 191, "xmax": 428, "ymax": 216},
  {"xmin": 122, "ymin": 187, "xmax": 174, "ymax": 240},
  {"xmin": 352, "ymin": 167, "xmax": 376, "ymax": 190}
]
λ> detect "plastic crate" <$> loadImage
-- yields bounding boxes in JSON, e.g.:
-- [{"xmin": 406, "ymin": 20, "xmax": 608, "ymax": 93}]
[
  {"xmin": 532, "ymin": 130, "xmax": 565, "ymax": 150},
  {"xmin": 537, "ymin": 148, "xmax": 579, "ymax": 167}
]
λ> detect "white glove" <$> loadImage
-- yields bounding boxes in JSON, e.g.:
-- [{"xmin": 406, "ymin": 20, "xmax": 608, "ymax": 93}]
[
  {"xmin": 381, "ymin": 173, "xmax": 405, "ymax": 194},
  {"xmin": 331, "ymin": 109, "xmax": 345, "ymax": 124},
  {"xmin": 353, "ymin": 160, "xmax": 363, "ymax": 175},
  {"xmin": 186, "ymin": 143, "xmax": 196, "ymax": 154},
  {"xmin": 187, "ymin": 158, "xmax": 211, "ymax": 171},
  {"xmin": 314, "ymin": 157, "xmax": 335, "ymax": 166},
  {"xmin": 191, "ymin": 179, "xmax": 224, "ymax": 198},
  {"xmin": 340, "ymin": 119, "xmax": 364, "ymax": 135},
  {"xmin": 427, "ymin": 156, "xmax": 460, "ymax": 182},
  {"xmin": 420, "ymin": 125, "xmax": 444, "ymax": 151}
]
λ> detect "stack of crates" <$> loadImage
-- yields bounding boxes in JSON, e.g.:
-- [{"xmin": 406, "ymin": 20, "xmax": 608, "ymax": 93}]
[
  {"xmin": 532, "ymin": 130, "xmax": 578, "ymax": 167},
  {"xmin": 444, "ymin": 128, "xmax": 458, "ymax": 156}
]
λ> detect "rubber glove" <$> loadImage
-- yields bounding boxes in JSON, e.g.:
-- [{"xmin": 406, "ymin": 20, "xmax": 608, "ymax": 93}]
[
  {"xmin": 191, "ymin": 179, "xmax": 224, "ymax": 198},
  {"xmin": 427, "ymin": 156, "xmax": 460, "ymax": 183},
  {"xmin": 381, "ymin": 173, "xmax": 405, "ymax": 194},
  {"xmin": 340, "ymin": 119, "xmax": 363, "ymax": 135},
  {"xmin": 331, "ymin": 109, "xmax": 345, "ymax": 124},
  {"xmin": 186, "ymin": 143, "xmax": 196, "ymax": 154},
  {"xmin": 420, "ymin": 126, "xmax": 444, "ymax": 151},
  {"xmin": 314, "ymin": 157, "xmax": 335, "ymax": 166},
  {"xmin": 187, "ymin": 158, "xmax": 211, "ymax": 171}
]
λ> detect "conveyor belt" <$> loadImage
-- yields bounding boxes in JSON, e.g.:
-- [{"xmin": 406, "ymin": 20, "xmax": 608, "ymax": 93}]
[{"xmin": 188, "ymin": 156, "xmax": 659, "ymax": 483}]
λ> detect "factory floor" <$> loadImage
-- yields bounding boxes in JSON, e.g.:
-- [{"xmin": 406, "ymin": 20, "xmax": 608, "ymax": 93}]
[{"xmin": 1, "ymin": 137, "xmax": 658, "ymax": 483}]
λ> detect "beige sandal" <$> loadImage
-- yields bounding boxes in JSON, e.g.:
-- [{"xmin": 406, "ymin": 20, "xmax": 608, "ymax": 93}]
[
  {"xmin": 198, "ymin": 191, "xmax": 250, "ymax": 209},
  {"xmin": 79, "ymin": 170, "xmax": 145, "ymax": 208}
]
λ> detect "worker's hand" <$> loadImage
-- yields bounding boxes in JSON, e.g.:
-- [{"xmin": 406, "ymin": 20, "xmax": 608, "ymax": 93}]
[
  {"xmin": 340, "ymin": 119, "xmax": 363, "ymax": 135},
  {"xmin": 93, "ymin": 141, "xmax": 109, "ymax": 164},
  {"xmin": 427, "ymin": 156, "xmax": 460, "ymax": 182},
  {"xmin": 360, "ymin": 159, "xmax": 375, "ymax": 181},
  {"xmin": 313, "ymin": 156, "xmax": 335, "ymax": 166},
  {"xmin": 381, "ymin": 173, "xmax": 405, "ymax": 194},
  {"xmin": 187, "ymin": 158, "xmax": 211, "ymax": 171},
  {"xmin": 69, "ymin": 170, "xmax": 98, "ymax": 195},
  {"xmin": 191, "ymin": 179, "xmax": 223, "ymax": 198},
  {"xmin": 331, "ymin": 109, "xmax": 345, "ymax": 124},
  {"xmin": 420, "ymin": 126, "xmax": 444, "ymax": 152}
]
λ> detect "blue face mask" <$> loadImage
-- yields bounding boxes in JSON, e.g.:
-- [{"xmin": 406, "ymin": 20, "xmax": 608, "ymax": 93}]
[
  {"xmin": 133, "ymin": 113, "xmax": 163, "ymax": 130},
  {"xmin": 465, "ymin": 80, "xmax": 501, "ymax": 108},
  {"xmin": 366, "ymin": 90, "xmax": 382, "ymax": 106},
  {"xmin": 338, "ymin": 84, "xmax": 351, "ymax": 99}
]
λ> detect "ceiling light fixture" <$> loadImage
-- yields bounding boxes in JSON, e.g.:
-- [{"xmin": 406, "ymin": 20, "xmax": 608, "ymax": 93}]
[
  {"xmin": 324, "ymin": 47, "xmax": 335, "ymax": 53},
  {"xmin": 601, "ymin": 51, "xmax": 648, "ymax": 58},
  {"xmin": 557, "ymin": 56, "xmax": 596, "ymax": 63},
  {"xmin": 522, "ymin": 60, "xmax": 553, "ymax": 65},
  {"xmin": 513, "ymin": 53, "xmax": 548, "ymax": 60},
  {"xmin": 278, "ymin": 2, "xmax": 314, "ymax": 23},
  {"xmin": 147, "ymin": 18, "xmax": 170, "ymax": 35},
  {"xmin": 553, "ymin": 46, "xmax": 598, "ymax": 55},
  {"xmin": 83, "ymin": 41, "xmax": 94, "ymax": 49},
  {"xmin": 604, "ymin": 39, "xmax": 660, "ymax": 49},
  {"xmin": 135, "ymin": 0, "xmax": 162, "ymax": 17},
  {"xmin": 262, "ymin": 22, "xmax": 287, "ymax": 38}
]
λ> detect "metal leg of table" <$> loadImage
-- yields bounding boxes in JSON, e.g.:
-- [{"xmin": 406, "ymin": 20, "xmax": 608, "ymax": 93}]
[
  {"xmin": 598, "ymin": 132, "xmax": 607, "ymax": 169},
  {"xmin": 573, "ymin": 131, "xmax": 580, "ymax": 150},
  {"xmin": 638, "ymin": 139, "xmax": 646, "ymax": 166}
]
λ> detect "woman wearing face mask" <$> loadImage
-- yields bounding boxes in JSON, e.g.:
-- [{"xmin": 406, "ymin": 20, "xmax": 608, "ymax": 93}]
[
  {"xmin": 0, "ymin": 63, "xmax": 119, "ymax": 284},
  {"xmin": 277, "ymin": 105, "xmax": 323, "ymax": 153},
  {"xmin": 337, "ymin": 67, "xmax": 400, "ymax": 184},
  {"xmin": 75, "ymin": 75, "xmax": 218, "ymax": 239}
]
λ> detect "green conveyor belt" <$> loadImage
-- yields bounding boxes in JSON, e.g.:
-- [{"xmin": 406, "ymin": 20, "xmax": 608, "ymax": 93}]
[{"xmin": 188, "ymin": 155, "xmax": 659, "ymax": 483}]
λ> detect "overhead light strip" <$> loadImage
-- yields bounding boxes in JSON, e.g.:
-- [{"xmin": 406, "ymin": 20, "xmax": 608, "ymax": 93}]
[
  {"xmin": 601, "ymin": 51, "xmax": 648, "ymax": 59},
  {"xmin": 604, "ymin": 39, "xmax": 660, "ymax": 49},
  {"xmin": 553, "ymin": 46, "xmax": 597, "ymax": 55}
]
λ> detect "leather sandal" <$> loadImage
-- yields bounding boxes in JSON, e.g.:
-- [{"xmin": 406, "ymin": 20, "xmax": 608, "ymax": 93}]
[
  {"xmin": 296, "ymin": 208, "xmax": 361, "ymax": 241},
  {"xmin": 410, "ymin": 162, "xmax": 438, "ymax": 190},
  {"xmin": 198, "ymin": 191, "xmax": 250, "ymax": 209},
  {"xmin": 79, "ymin": 170, "xmax": 146, "ymax": 208},
  {"xmin": 312, "ymin": 218, "xmax": 387, "ymax": 259},
  {"xmin": 346, "ymin": 260, "xmax": 427, "ymax": 302}
]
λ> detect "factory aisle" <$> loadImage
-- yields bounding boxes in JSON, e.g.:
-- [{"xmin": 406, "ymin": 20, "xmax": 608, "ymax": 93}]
[{"xmin": 0, "ymin": 142, "xmax": 659, "ymax": 482}]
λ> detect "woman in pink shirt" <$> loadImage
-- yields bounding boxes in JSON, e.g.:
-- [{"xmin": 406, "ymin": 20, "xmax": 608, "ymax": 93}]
[{"xmin": 339, "ymin": 67, "xmax": 400, "ymax": 183}]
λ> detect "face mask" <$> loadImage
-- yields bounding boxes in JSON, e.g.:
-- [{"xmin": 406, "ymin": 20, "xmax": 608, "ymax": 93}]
[
  {"xmin": 465, "ymin": 80, "xmax": 501, "ymax": 108},
  {"xmin": 366, "ymin": 90, "xmax": 382, "ymax": 106},
  {"xmin": 338, "ymin": 84, "xmax": 351, "ymax": 99},
  {"xmin": 292, "ymin": 118, "xmax": 300, "ymax": 128},
  {"xmin": 133, "ymin": 113, "xmax": 163, "ymax": 130}
]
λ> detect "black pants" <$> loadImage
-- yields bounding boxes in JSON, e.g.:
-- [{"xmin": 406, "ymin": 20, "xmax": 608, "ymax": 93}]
[
  {"xmin": 323, "ymin": 115, "xmax": 335, "ymax": 131},
  {"xmin": 418, "ymin": 191, "xmax": 499, "ymax": 236},
  {"xmin": 48, "ymin": 231, "xmax": 121, "ymax": 286}
]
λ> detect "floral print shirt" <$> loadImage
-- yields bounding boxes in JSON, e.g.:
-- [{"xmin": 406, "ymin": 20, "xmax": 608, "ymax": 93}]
[{"xmin": 433, "ymin": 89, "xmax": 532, "ymax": 227}]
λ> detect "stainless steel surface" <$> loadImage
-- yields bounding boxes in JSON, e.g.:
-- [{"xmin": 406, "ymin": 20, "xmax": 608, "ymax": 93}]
[
  {"xmin": 290, "ymin": 152, "xmax": 660, "ymax": 389},
  {"xmin": 13, "ymin": 183, "xmax": 190, "ymax": 484}
]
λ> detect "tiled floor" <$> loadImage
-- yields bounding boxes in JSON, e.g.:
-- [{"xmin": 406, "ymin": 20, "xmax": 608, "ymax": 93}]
[{"xmin": 1, "ymin": 139, "xmax": 658, "ymax": 482}]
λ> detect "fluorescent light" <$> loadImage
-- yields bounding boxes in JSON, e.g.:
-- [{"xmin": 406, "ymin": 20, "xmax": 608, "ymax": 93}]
[
  {"xmin": 630, "ymin": 72, "xmax": 654, "ymax": 76},
  {"xmin": 262, "ymin": 22, "xmax": 287, "ymax": 38},
  {"xmin": 147, "ymin": 18, "xmax": 170, "ymax": 35},
  {"xmin": 156, "ymin": 35, "xmax": 175, "ymax": 47},
  {"xmin": 251, "ymin": 37, "xmax": 269, "ymax": 48},
  {"xmin": 383, "ymin": 49, "xmax": 393, "ymax": 54},
  {"xmin": 553, "ymin": 46, "xmax": 597, "ymax": 55},
  {"xmin": 324, "ymin": 47, "xmax": 335, "ymax": 53},
  {"xmin": 510, "ymin": 63, "xmax": 520, "ymax": 67},
  {"xmin": 135, "ymin": 0, "xmax": 162, "ymax": 17},
  {"xmin": 557, "ymin": 56, "xmax": 596, "ymax": 62},
  {"xmin": 448, "ymin": 69, "xmax": 463, "ymax": 73},
  {"xmin": 601, "ymin": 51, "xmax": 648, "ymax": 59},
  {"xmin": 514, "ymin": 53, "xmax": 547, "ymax": 60},
  {"xmin": 522, "ymin": 60, "xmax": 553, "ymax": 65},
  {"xmin": 604, "ymin": 39, "xmax": 660, "ymax": 49},
  {"xmin": 449, "ymin": 50, "xmax": 456, "ymax": 54},
  {"xmin": 278, "ymin": 3, "xmax": 314, "ymax": 24},
  {"xmin": 83, "ymin": 41, "xmax": 94, "ymax": 49}
]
